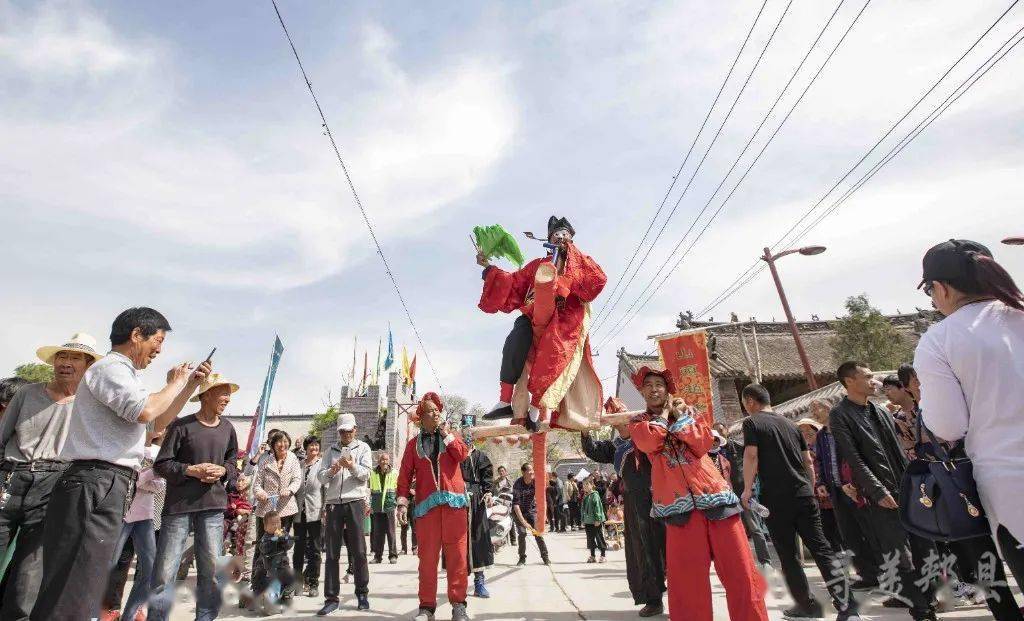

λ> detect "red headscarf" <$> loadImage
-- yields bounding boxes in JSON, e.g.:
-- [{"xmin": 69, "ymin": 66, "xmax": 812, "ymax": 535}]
[
  {"xmin": 631, "ymin": 365, "xmax": 677, "ymax": 394},
  {"xmin": 413, "ymin": 392, "xmax": 444, "ymax": 424}
]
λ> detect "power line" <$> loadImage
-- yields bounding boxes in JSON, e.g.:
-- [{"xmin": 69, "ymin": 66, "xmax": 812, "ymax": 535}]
[
  {"xmin": 270, "ymin": 0, "xmax": 445, "ymax": 392},
  {"xmin": 592, "ymin": 0, "xmax": 792, "ymax": 335},
  {"xmin": 590, "ymin": 0, "xmax": 771, "ymax": 329},
  {"xmin": 693, "ymin": 1, "xmax": 1022, "ymax": 319},
  {"xmin": 594, "ymin": 0, "xmax": 871, "ymax": 349}
]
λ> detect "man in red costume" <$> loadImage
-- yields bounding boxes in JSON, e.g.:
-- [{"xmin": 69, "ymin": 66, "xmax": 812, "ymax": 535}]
[
  {"xmin": 477, "ymin": 216, "xmax": 606, "ymax": 432},
  {"xmin": 396, "ymin": 393, "xmax": 471, "ymax": 621},
  {"xmin": 628, "ymin": 367, "xmax": 769, "ymax": 621}
]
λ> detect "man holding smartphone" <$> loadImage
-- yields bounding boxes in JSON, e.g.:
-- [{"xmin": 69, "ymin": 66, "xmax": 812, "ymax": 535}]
[
  {"xmin": 317, "ymin": 413, "xmax": 372, "ymax": 616},
  {"xmin": 31, "ymin": 307, "xmax": 211, "ymax": 620}
]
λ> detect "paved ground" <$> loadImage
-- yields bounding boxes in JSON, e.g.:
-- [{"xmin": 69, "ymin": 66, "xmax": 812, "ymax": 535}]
[{"xmin": 160, "ymin": 530, "xmax": 1019, "ymax": 620}]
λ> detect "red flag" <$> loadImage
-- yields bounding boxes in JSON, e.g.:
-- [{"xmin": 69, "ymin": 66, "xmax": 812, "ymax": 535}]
[{"xmin": 409, "ymin": 354, "xmax": 417, "ymax": 384}]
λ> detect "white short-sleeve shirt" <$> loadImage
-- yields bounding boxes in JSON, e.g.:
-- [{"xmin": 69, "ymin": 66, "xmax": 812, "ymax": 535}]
[{"xmin": 60, "ymin": 351, "xmax": 149, "ymax": 469}]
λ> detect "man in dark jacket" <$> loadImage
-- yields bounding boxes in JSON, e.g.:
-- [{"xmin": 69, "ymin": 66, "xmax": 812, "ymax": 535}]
[
  {"xmin": 830, "ymin": 361, "xmax": 936, "ymax": 621},
  {"xmin": 580, "ymin": 397, "xmax": 665, "ymax": 617},
  {"xmin": 714, "ymin": 422, "xmax": 772, "ymax": 568}
]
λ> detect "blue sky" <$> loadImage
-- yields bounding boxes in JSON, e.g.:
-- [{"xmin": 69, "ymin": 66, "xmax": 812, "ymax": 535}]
[{"xmin": 2, "ymin": 0, "xmax": 1023, "ymax": 417}]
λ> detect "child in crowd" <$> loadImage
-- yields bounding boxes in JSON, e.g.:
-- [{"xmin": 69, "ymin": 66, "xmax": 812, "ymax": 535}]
[
  {"xmin": 581, "ymin": 480, "xmax": 608, "ymax": 563},
  {"xmin": 245, "ymin": 511, "xmax": 294, "ymax": 615},
  {"xmin": 225, "ymin": 483, "xmax": 253, "ymax": 556}
]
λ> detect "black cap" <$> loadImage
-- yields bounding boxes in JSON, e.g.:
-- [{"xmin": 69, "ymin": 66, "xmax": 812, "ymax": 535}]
[
  {"xmin": 919, "ymin": 239, "xmax": 992, "ymax": 288},
  {"xmin": 547, "ymin": 216, "xmax": 575, "ymax": 238}
]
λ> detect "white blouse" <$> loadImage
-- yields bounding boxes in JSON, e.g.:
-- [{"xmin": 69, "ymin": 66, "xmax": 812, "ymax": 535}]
[{"xmin": 915, "ymin": 299, "xmax": 1024, "ymax": 545}]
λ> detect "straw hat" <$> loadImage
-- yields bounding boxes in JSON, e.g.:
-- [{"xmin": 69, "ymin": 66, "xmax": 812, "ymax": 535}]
[
  {"xmin": 190, "ymin": 373, "xmax": 240, "ymax": 402},
  {"xmin": 36, "ymin": 333, "xmax": 103, "ymax": 365},
  {"xmin": 796, "ymin": 417, "xmax": 822, "ymax": 431}
]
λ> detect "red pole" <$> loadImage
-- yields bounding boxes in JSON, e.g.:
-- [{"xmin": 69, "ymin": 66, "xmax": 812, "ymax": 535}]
[{"xmin": 762, "ymin": 247, "xmax": 818, "ymax": 390}]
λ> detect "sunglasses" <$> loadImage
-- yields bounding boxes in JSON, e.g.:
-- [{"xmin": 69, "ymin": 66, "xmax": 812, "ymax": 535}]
[{"xmin": 923, "ymin": 281, "xmax": 935, "ymax": 296}]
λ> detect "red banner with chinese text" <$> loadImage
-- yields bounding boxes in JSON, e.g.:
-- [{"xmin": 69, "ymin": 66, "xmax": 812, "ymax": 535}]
[{"xmin": 656, "ymin": 330, "xmax": 713, "ymax": 425}]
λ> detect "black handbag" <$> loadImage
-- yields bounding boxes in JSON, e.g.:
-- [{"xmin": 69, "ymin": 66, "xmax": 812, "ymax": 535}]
[{"xmin": 899, "ymin": 413, "xmax": 989, "ymax": 541}]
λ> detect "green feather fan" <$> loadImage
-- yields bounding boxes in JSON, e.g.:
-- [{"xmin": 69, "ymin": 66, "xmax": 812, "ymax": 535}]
[{"xmin": 473, "ymin": 224, "xmax": 525, "ymax": 268}]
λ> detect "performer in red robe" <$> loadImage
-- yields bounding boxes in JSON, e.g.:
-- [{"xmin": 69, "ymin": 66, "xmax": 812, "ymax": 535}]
[
  {"xmin": 477, "ymin": 216, "xmax": 606, "ymax": 431},
  {"xmin": 628, "ymin": 367, "xmax": 769, "ymax": 621},
  {"xmin": 396, "ymin": 393, "xmax": 471, "ymax": 621}
]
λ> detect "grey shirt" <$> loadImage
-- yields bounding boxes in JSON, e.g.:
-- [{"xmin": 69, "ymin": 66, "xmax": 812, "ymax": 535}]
[
  {"xmin": 60, "ymin": 351, "xmax": 150, "ymax": 469},
  {"xmin": 295, "ymin": 457, "xmax": 324, "ymax": 522},
  {"xmin": 0, "ymin": 383, "xmax": 75, "ymax": 463},
  {"xmin": 318, "ymin": 439, "xmax": 372, "ymax": 504}
]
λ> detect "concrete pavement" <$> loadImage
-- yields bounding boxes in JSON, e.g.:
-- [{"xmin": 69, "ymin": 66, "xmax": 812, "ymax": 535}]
[{"xmin": 160, "ymin": 529, "xmax": 1017, "ymax": 620}]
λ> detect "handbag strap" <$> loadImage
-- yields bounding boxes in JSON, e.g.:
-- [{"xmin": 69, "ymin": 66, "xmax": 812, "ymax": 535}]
[{"xmin": 914, "ymin": 407, "xmax": 953, "ymax": 463}]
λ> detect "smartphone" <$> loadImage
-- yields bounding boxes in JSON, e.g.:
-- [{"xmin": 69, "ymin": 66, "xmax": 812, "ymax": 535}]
[
  {"xmin": 204, "ymin": 347, "xmax": 217, "ymax": 363},
  {"xmin": 340, "ymin": 446, "xmax": 352, "ymax": 460}
]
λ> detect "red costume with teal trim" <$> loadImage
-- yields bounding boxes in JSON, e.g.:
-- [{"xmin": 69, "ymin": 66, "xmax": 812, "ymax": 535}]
[
  {"xmin": 628, "ymin": 368, "xmax": 768, "ymax": 621},
  {"xmin": 397, "ymin": 411, "xmax": 471, "ymax": 613}
]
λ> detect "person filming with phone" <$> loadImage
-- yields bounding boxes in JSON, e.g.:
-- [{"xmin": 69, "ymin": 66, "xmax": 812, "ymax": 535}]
[{"xmin": 316, "ymin": 413, "xmax": 372, "ymax": 616}]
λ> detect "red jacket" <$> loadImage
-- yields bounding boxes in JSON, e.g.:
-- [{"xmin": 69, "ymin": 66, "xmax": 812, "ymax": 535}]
[
  {"xmin": 630, "ymin": 411, "xmax": 739, "ymax": 520},
  {"xmin": 397, "ymin": 431, "xmax": 470, "ymax": 519}
]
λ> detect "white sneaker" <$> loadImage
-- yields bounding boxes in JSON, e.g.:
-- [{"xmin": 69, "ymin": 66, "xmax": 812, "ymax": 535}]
[{"xmin": 414, "ymin": 609, "xmax": 435, "ymax": 621}]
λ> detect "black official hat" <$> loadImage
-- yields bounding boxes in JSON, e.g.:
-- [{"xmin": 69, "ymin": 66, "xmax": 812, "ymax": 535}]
[{"xmin": 918, "ymin": 239, "xmax": 992, "ymax": 289}]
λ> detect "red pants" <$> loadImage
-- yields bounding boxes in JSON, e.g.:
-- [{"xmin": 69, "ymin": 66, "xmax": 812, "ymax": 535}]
[
  {"xmin": 665, "ymin": 512, "xmax": 768, "ymax": 621},
  {"xmin": 416, "ymin": 505, "xmax": 469, "ymax": 610}
]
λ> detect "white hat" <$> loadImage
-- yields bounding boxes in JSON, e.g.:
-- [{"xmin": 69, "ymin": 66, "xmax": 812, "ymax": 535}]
[
  {"xmin": 796, "ymin": 417, "xmax": 823, "ymax": 431},
  {"xmin": 189, "ymin": 373, "xmax": 240, "ymax": 403},
  {"xmin": 36, "ymin": 333, "xmax": 103, "ymax": 365},
  {"xmin": 337, "ymin": 413, "xmax": 357, "ymax": 431},
  {"xmin": 711, "ymin": 430, "xmax": 726, "ymax": 445}
]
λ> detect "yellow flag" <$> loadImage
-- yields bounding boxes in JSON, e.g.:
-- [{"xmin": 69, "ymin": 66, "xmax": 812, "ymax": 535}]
[{"xmin": 401, "ymin": 346, "xmax": 411, "ymax": 385}]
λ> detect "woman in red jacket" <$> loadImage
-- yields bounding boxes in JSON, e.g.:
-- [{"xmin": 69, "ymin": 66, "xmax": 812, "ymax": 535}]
[
  {"xmin": 396, "ymin": 393, "xmax": 471, "ymax": 621},
  {"xmin": 629, "ymin": 367, "xmax": 768, "ymax": 621}
]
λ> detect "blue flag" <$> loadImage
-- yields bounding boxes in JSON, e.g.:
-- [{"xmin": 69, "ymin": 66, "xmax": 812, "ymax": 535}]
[
  {"xmin": 246, "ymin": 336, "xmax": 285, "ymax": 458},
  {"xmin": 384, "ymin": 325, "xmax": 394, "ymax": 370}
]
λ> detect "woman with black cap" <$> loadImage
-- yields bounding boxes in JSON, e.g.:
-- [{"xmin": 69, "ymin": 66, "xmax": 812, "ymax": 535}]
[{"xmin": 914, "ymin": 239, "xmax": 1024, "ymax": 591}]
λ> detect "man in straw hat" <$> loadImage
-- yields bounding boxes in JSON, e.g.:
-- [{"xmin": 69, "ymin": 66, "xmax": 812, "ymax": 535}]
[
  {"xmin": 740, "ymin": 383, "xmax": 861, "ymax": 621},
  {"xmin": 148, "ymin": 373, "xmax": 241, "ymax": 621},
  {"xmin": 317, "ymin": 412, "xmax": 372, "ymax": 616},
  {"xmin": 397, "ymin": 393, "xmax": 471, "ymax": 621},
  {"xmin": 0, "ymin": 333, "xmax": 102, "ymax": 619},
  {"xmin": 31, "ymin": 307, "xmax": 211, "ymax": 621},
  {"xmin": 629, "ymin": 367, "xmax": 769, "ymax": 621}
]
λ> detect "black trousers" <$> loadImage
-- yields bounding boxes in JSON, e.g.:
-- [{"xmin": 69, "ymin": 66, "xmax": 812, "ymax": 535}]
[
  {"xmin": 401, "ymin": 516, "xmax": 417, "ymax": 552},
  {"xmin": 102, "ymin": 534, "xmax": 136, "ymax": 610},
  {"xmin": 324, "ymin": 501, "xmax": 369, "ymax": 601},
  {"xmin": 370, "ymin": 511, "xmax": 397, "ymax": 561},
  {"xmin": 830, "ymin": 488, "xmax": 880, "ymax": 584},
  {"xmin": 31, "ymin": 461, "xmax": 136, "ymax": 621},
  {"xmin": 584, "ymin": 524, "xmax": 607, "ymax": 556},
  {"xmin": 763, "ymin": 496, "xmax": 857, "ymax": 613},
  {"xmin": 945, "ymin": 533, "xmax": 1023, "ymax": 620},
  {"xmin": 291, "ymin": 520, "xmax": 322, "ymax": 588},
  {"xmin": 515, "ymin": 512, "xmax": 548, "ymax": 561},
  {"xmin": 500, "ymin": 315, "xmax": 533, "ymax": 385},
  {"xmin": 856, "ymin": 504, "xmax": 934, "ymax": 616},
  {"xmin": 0, "ymin": 465, "xmax": 64, "ymax": 621},
  {"xmin": 567, "ymin": 501, "xmax": 580, "ymax": 529},
  {"xmin": 819, "ymin": 507, "xmax": 844, "ymax": 555}
]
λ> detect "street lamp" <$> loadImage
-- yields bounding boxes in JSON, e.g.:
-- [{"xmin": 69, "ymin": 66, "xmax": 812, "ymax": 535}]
[
  {"xmin": 761, "ymin": 245, "xmax": 826, "ymax": 390},
  {"xmin": 1002, "ymin": 236, "xmax": 1024, "ymax": 246}
]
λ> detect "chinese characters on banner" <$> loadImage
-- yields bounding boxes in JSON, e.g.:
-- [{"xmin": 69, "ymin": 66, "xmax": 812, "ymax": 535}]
[{"xmin": 655, "ymin": 330, "xmax": 714, "ymax": 424}]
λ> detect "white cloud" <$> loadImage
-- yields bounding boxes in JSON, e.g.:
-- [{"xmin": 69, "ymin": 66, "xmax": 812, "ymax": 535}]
[{"xmin": 0, "ymin": 3, "xmax": 517, "ymax": 291}]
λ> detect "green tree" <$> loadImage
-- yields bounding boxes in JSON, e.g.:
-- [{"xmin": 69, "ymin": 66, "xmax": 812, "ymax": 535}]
[
  {"xmin": 441, "ymin": 393, "xmax": 469, "ymax": 425},
  {"xmin": 831, "ymin": 294, "xmax": 915, "ymax": 371},
  {"xmin": 14, "ymin": 363, "xmax": 53, "ymax": 383},
  {"xmin": 308, "ymin": 406, "xmax": 339, "ymax": 440}
]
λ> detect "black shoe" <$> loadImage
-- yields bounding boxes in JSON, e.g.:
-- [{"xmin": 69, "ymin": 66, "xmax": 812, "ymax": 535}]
[
  {"xmin": 523, "ymin": 417, "xmax": 539, "ymax": 433},
  {"xmin": 357, "ymin": 595, "xmax": 370, "ymax": 610},
  {"xmin": 371, "ymin": 557, "xmax": 382, "ymax": 564},
  {"xmin": 389, "ymin": 557, "xmax": 398, "ymax": 564},
  {"xmin": 483, "ymin": 403, "xmax": 514, "ymax": 420},
  {"xmin": 542, "ymin": 556, "xmax": 551, "ymax": 566},
  {"xmin": 882, "ymin": 597, "xmax": 909, "ymax": 608},
  {"xmin": 850, "ymin": 578, "xmax": 878, "ymax": 591},
  {"xmin": 836, "ymin": 610, "xmax": 864, "ymax": 621},
  {"xmin": 638, "ymin": 602, "xmax": 664, "ymax": 617},
  {"xmin": 783, "ymin": 601, "xmax": 824, "ymax": 619},
  {"xmin": 317, "ymin": 601, "xmax": 339, "ymax": 616},
  {"xmin": 517, "ymin": 558, "xmax": 526, "ymax": 566}
]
